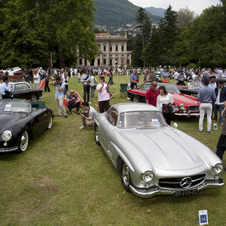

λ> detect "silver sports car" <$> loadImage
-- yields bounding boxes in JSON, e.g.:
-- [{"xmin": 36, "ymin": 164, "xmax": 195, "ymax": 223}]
[{"xmin": 94, "ymin": 103, "xmax": 224, "ymax": 198}]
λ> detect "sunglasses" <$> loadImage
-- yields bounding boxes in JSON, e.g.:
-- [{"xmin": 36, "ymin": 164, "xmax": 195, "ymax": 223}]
[{"xmin": 152, "ymin": 85, "xmax": 157, "ymax": 87}]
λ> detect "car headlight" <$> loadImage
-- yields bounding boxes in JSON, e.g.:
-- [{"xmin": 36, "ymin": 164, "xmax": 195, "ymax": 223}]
[
  {"xmin": 141, "ymin": 171, "xmax": 154, "ymax": 183},
  {"xmin": 2, "ymin": 130, "xmax": 12, "ymax": 142},
  {"xmin": 212, "ymin": 163, "xmax": 223, "ymax": 174},
  {"xmin": 179, "ymin": 103, "xmax": 185, "ymax": 110}
]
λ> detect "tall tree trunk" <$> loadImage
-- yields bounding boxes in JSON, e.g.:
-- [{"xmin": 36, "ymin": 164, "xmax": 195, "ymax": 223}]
[{"xmin": 58, "ymin": 41, "xmax": 65, "ymax": 68}]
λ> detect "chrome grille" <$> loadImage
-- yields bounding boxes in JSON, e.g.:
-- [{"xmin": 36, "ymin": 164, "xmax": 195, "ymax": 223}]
[
  {"xmin": 188, "ymin": 105, "xmax": 199, "ymax": 112},
  {"xmin": 159, "ymin": 174, "xmax": 206, "ymax": 189}
]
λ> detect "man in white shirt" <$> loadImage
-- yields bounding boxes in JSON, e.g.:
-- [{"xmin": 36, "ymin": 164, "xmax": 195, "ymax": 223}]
[
  {"xmin": 79, "ymin": 102, "xmax": 97, "ymax": 129},
  {"xmin": 0, "ymin": 76, "xmax": 11, "ymax": 99}
]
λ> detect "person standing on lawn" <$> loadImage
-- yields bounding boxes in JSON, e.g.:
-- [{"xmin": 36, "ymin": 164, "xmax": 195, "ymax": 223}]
[
  {"xmin": 214, "ymin": 80, "xmax": 226, "ymax": 126},
  {"xmin": 81, "ymin": 69, "xmax": 91, "ymax": 103},
  {"xmin": 216, "ymin": 101, "xmax": 226, "ymax": 166},
  {"xmin": 51, "ymin": 76, "xmax": 67, "ymax": 118},
  {"xmin": 196, "ymin": 79, "xmax": 216, "ymax": 132},
  {"xmin": 145, "ymin": 81, "xmax": 159, "ymax": 107}
]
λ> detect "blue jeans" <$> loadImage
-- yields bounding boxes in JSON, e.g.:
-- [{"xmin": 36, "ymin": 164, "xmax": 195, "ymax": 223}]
[
  {"xmin": 214, "ymin": 104, "xmax": 224, "ymax": 124},
  {"xmin": 109, "ymin": 76, "xmax": 113, "ymax": 85}
]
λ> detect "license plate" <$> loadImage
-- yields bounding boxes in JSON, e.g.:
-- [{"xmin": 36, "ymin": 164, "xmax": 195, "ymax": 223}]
[{"xmin": 173, "ymin": 189, "xmax": 197, "ymax": 197}]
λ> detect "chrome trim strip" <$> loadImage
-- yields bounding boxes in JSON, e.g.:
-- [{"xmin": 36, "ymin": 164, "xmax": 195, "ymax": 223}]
[{"xmin": 0, "ymin": 146, "xmax": 18, "ymax": 153}]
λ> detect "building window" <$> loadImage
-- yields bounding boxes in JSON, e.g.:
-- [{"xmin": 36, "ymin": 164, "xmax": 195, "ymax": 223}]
[
  {"xmin": 121, "ymin": 46, "xmax": 124, "ymax": 51},
  {"xmin": 127, "ymin": 59, "xmax": 130, "ymax": 65},
  {"xmin": 79, "ymin": 59, "xmax": 82, "ymax": 65},
  {"xmin": 98, "ymin": 59, "xmax": 100, "ymax": 65},
  {"xmin": 110, "ymin": 59, "xmax": 112, "ymax": 65},
  {"xmin": 110, "ymin": 46, "xmax": 112, "ymax": 51},
  {"xmin": 116, "ymin": 46, "xmax": 118, "ymax": 51},
  {"xmin": 104, "ymin": 46, "xmax": 106, "ymax": 51},
  {"xmin": 104, "ymin": 59, "xmax": 106, "ymax": 65}
]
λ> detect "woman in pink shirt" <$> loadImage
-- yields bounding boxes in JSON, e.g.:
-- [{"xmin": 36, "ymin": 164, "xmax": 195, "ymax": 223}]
[{"xmin": 97, "ymin": 76, "xmax": 110, "ymax": 113}]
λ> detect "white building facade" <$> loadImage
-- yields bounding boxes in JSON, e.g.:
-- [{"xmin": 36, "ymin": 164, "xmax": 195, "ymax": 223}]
[{"xmin": 76, "ymin": 33, "xmax": 132, "ymax": 68}]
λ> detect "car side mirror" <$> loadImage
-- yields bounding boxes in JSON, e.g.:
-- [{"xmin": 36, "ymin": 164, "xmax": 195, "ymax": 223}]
[{"xmin": 173, "ymin": 123, "xmax": 178, "ymax": 129}]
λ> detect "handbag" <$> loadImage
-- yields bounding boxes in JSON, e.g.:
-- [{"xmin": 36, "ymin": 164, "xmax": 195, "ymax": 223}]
[{"xmin": 162, "ymin": 103, "xmax": 173, "ymax": 113}]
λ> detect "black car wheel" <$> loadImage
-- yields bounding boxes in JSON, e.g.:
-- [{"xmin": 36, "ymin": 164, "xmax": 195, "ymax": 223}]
[
  {"xmin": 47, "ymin": 117, "xmax": 52, "ymax": 130},
  {"xmin": 31, "ymin": 95, "xmax": 38, "ymax": 102},
  {"xmin": 132, "ymin": 96, "xmax": 139, "ymax": 102},
  {"xmin": 18, "ymin": 131, "xmax": 29, "ymax": 153},
  {"xmin": 94, "ymin": 123, "xmax": 100, "ymax": 145},
  {"xmin": 121, "ymin": 162, "xmax": 131, "ymax": 192}
]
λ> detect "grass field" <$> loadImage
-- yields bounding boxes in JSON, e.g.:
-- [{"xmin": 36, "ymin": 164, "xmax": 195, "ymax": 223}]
[{"xmin": 0, "ymin": 74, "xmax": 226, "ymax": 226}]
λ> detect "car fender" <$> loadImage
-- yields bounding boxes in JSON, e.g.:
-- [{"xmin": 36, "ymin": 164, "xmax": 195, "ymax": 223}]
[
  {"xmin": 110, "ymin": 141, "xmax": 135, "ymax": 173},
  {"xmin": 94, "ymin": 118, "xmax": 100, "ymax": 127}
]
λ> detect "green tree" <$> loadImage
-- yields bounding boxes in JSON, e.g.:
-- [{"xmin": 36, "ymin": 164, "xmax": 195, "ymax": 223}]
[
  {"xmin": 173, "ymin": 27, "xmax": 190, "ymax": 66},
  {"xmin": 0, "ymin": 0, "xmax": 49, "ymax": 68},
  {"xmin": 142, "ymin": 26, "xmax": 161, "ymax": 67},
  {"xmin": 0, "ymin": 0, "xmax": 98, "ymax": 68},
  {"xmin": 158, "ymin": 5, "xmax": 178, "ymax": 66},
  {"xmin": 177, "ymin": 7, "xmax": 194, "ymax": 28},
  {"xmin": 189, "ymin": 5, "xmax": 226, "ymax": 67},
  {"xmin": 132, "ymin": 7, "xmax": 152, "ymax": 67},
  {"xmin": 37, "ymin": 0, "xmax": 98, "ymax": 68}
]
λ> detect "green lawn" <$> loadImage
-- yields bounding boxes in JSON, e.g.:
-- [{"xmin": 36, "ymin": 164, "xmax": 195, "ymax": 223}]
[{"xmin": 0, "ymin": 74, "xmax": 225, "ymax": 226}]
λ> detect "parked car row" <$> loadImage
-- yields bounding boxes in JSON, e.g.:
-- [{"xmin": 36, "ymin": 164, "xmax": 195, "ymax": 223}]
[{"xmin": 127, "ymin": 82, "xmax": 200, "ymax": 117}]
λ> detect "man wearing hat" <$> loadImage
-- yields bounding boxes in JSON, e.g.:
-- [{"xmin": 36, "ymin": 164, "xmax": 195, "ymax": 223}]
[{"xmin": 214, "ymin": 80, "xmax": 226, "ymax": 125}]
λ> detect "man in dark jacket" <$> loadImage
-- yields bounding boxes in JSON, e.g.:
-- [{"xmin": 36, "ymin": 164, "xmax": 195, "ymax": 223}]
[
  {"xmin": 216, "ymin": 101, "xmax": 226, "ymax": 168},
  {"xmin": 214, "ymin": 80, "xmax": 226, "ymax": 125}
]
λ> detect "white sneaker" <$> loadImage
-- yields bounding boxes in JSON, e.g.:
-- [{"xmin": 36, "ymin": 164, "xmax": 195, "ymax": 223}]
[
  {"xmin": 79, "ymin": 125, "xmax": 86, "ymax": 129},
  {"xmin": 89, "ymin": 101, "xmax": 91, "ymax": 104}
]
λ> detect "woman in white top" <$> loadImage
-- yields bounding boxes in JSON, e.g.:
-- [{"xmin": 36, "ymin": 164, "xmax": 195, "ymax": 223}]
[{"xmin": 157, "ymin": 86, "xmax": 174, "ymax": 125}]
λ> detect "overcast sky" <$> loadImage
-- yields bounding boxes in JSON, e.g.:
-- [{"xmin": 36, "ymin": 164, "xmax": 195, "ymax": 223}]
[{"xmin": 128, "ymin": 0, "xmax": 221, "ymax": 15}]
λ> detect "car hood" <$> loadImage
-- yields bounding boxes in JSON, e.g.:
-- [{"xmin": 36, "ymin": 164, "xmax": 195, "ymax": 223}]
[
  {"xmin": 0, "ymin": 113, "xmax": 23, "ymax": 133},
  {"xmin": 120, "ymin": 128, "xmax": 204, "ymax": 170},
  {"xmin": 171, "ymin": 93, "xmax": 200, "ymax": 105}
]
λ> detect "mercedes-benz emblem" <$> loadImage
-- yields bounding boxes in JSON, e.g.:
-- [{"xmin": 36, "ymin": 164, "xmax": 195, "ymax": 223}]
[{"xmin": 180, "ymin": 177, "xmax": 192, "ymax": 188}]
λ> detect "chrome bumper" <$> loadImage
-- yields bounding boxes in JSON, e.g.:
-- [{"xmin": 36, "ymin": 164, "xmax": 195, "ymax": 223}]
[
  {"xmin": 129, "ymin": 178, "xmax": 224, "ymax": 199},
  {"xmin": 0, "ymin": 146, "xmax": 18, "ymax": 153},
  {"xmin": 174, "ymin": 112, "xmax": 199, "ymax": 117}
]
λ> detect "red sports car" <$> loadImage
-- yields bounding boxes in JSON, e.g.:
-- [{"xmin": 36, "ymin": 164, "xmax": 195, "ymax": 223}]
[{"xmin": 127, "ymin": 82, "xmax": 200, "ymax": 117}]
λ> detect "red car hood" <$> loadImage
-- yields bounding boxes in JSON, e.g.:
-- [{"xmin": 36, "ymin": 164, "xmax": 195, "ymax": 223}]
[
  {"xmin": 128, "ymin": 89, "xmax": 200, "ymax": 106},
  {"xmin": 171, "ymin": 93, "xmax": 200, "ymax": 106}
]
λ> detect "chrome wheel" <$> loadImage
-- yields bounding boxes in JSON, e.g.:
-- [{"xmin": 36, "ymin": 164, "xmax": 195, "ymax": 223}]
[
  {"xmin": 94, "ymin": 124, "xmax": 100, "ymax": 145},
  {"xmin": 19, "ymin": 131, "xmax": 29, "ymax": 152},
  {"xmin": 121, "ymin": 162, "xmax": 131, "ymax": 192}
]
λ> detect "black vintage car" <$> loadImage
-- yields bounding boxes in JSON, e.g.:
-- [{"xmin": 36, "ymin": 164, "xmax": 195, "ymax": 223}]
[
  {"xmin": 9, "ymin": 81, "xmax": 43, "ymax": 101},
  {"xmin": 0, "ymin": 100, "xmax": 54, "ymax": 153}
]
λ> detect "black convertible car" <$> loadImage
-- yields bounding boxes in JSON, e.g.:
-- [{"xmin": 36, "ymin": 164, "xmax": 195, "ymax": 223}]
[
  {"xmin": 9, "ymin": 81, "xmax": 43, "ymax": 101},
  {"xmin": 0, "ymin": 100, "xmax": 54, "ymax": 153}
]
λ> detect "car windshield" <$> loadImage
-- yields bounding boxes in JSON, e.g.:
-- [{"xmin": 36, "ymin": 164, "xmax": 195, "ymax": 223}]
[
  {"xmin": 188, "ymin": 82, "xmax": 203, "ymax": 89},
  {"xmin": 118, "ymin": 111, "xmax": 167, "ymax": 129},
  {"xmin": 139, "ymin": 83, "xmax": 180, "ymax": 93},
  {"xmin": 0, "ymin": 101, "xmax": 31, "ymax": 113}
]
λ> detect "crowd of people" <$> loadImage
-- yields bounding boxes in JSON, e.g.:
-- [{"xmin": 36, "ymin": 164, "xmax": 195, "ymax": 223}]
[{"xmin": 1, "ymin": 65, "xmax": 226, "ymax": 161}]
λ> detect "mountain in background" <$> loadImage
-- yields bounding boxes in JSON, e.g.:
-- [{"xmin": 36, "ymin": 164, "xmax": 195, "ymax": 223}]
[
  {"xmin": 93, "ymin": 0, "xmax": 161, "ymax": 27},
  {"xmin": 145, "ymin": 6, "xmax": 166, "ymax": 18}
]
